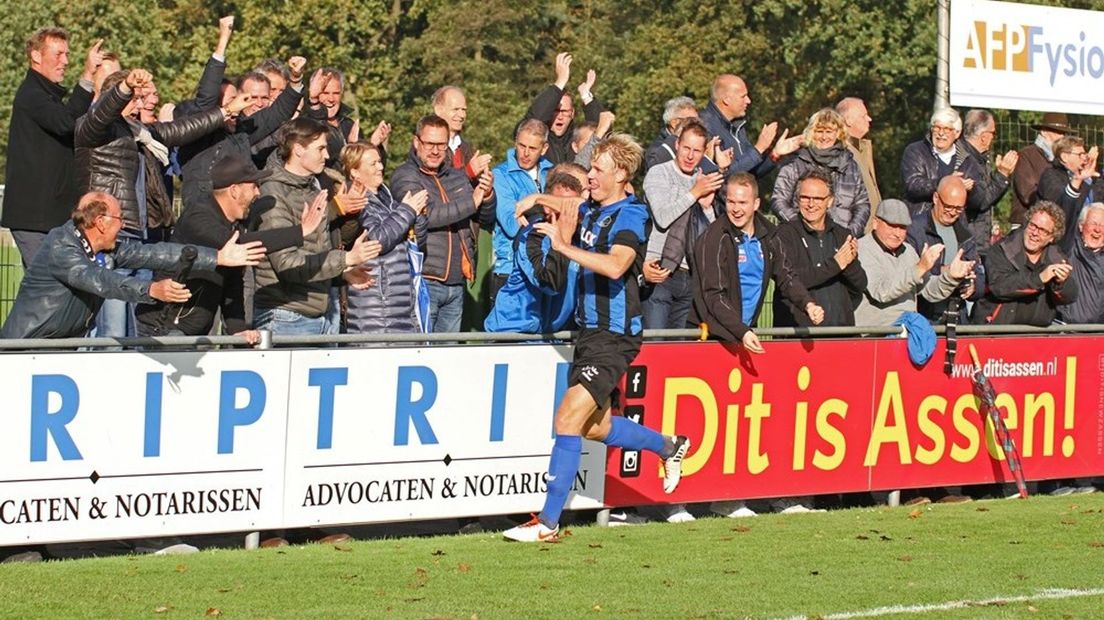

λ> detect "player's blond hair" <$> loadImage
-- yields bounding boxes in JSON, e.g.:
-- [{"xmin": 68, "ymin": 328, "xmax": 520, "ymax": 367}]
[{"xmin": 592, "ymin": 133, "xmax": 643, "ymax": 180}]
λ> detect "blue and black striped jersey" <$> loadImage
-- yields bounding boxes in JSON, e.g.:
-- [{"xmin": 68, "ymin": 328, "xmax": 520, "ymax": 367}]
[{"xmin": 574, "ymin": 196, "xmax": 649, "ymax": 335}]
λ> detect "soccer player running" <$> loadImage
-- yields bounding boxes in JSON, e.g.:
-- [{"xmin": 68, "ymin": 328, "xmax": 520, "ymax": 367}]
[{"xmin": 503, "ymin": 134, "xmax": 690, "ymax": 543}]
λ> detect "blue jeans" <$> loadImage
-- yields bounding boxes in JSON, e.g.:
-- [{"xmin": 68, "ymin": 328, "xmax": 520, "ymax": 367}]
[
  {"xmin": 254, "ymin": 289, "xmax": 340, "ymax": 336},
  {"xmin": 93, "ymin": 237, "xmax": 151, "ymax": 339},
  {"xmin": 642, "ymin": 269, "xmax": 693, "ymax": 330},
  {"xmin": 254, "ymin": 305, "xmax": 338, "ymax": 335},
  {"xmin": 426, "ymin": 280, "xmax": 464, "ymax": 333}
]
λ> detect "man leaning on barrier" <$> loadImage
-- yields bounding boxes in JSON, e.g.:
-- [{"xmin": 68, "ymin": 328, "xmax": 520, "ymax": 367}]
[
  {"xmin": 854, "ymin": 199, "xmax": 975, "ymax": 327},
  {"xmin": 974, "ymin": 200, "xmax": 1078, "ymax": 327},
  {"xmin": 0, "ymin": 192, "xmax": 265, "ymax": 340}
]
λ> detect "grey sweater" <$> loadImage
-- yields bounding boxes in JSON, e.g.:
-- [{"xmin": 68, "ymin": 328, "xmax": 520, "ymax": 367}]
[
  {"xmin": 854, "ymin": 233, "xmax": 961, "ymax": 326},
  {"xmin": 643, "ymin": 160, "xmax": 702, "ymax": 269}
]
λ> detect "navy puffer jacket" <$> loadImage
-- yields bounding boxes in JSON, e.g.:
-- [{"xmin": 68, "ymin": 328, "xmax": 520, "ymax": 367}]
[{"xmin": 346, "ymin": 185, "xmax": 428, "ymax": 334}]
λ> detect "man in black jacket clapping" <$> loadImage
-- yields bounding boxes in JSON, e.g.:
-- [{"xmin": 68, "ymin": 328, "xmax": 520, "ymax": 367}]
[{"xmin": 136, "ymin": 155, "xmax": 325, "ymax": 340}]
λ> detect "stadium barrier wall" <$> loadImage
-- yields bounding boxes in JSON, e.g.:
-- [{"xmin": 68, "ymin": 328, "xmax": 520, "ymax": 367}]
[
  {"xmin": 605, "ymin": 335, "xmax": 1104, "ymax": 506},
  {"xmin": 1, "ymin": 333, "xmax": 1102, "ymax": 545}
]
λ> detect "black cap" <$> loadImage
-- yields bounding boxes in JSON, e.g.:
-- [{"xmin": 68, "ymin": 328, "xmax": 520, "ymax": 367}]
[{"xmin": 211, "ymin": 154, "xmax": 272, "ymax": 189}]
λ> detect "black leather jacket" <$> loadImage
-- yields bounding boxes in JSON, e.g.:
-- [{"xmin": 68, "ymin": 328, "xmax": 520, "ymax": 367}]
[
  {"xmin": 74, "ymin": 85, "xmax": 225, "ymax": 232},
  {"xmin": 0, "ymin": 221, "xmax": 216, "ymax": 339}
]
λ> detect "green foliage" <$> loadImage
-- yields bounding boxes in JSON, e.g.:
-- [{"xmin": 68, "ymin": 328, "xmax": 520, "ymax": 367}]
[{"xmin": 4, "ymin": 0, "xmax": 1096, "ymax": 201}]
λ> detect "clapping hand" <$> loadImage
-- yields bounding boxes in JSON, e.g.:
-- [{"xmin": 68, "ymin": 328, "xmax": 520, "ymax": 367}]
[
  {"xmin": 577, "ymin": 68, "xmax": 596, "ymax": 100},
  {"xmin": 343, "ymin": 266, "xmax": 375, "ymax": 290},
  {"xmin": 345, "ymin": 231, "xmax": 382, "ymax": 267},
  {"xmin": 771, "ymin": 128, "xmax": 804, "ymax": 159},
  {"xmin": 554, "ymin": 52, "xmax": 572, "ymax": 89},
  {"xmin": 833, "ymin": 235, "xmax": 858, "ymax": 269},
  {"xmin": 402, "ymin": 189, "xmax": 429, "ymax": 215},
  {"xmin": 995, "ymin": 150, "xmax": 1019, "ymax": 177},
  {"xmin": 369, "ymin": 121, "xmax": 392, "ymax": 147},
  {"xmin": 301, "ymin": 190, "xmax": 329, "ymax": 234},
  {"xmin": 217, "ymin": 230, "xmax": 266, "ymax": 267}
]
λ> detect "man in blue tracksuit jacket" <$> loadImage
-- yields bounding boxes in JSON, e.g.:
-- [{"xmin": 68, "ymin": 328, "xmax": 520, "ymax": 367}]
[
  {"xmin": 491, "ymin": 120, "xmax": 555, "ymax": 297},
  {"xmin": 486, "ymin": 163, "xmax": 583, "ymax": 333}
]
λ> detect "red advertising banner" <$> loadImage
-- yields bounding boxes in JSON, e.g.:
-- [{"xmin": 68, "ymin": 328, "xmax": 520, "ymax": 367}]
[{"xmin": 605, "ymin": 336, "xmax": 1104, "ymax": 506}]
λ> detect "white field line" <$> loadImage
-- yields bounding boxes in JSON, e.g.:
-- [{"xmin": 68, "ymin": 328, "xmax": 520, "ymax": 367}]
[{"xmin": 777, "ymin": 587, "xmax": 1104, "ymax": 620}]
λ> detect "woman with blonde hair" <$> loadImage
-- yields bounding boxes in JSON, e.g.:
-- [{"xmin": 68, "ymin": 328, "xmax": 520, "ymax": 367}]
[
  {"xmin": 337, "ymin": 142, "xmax": 430, "ymax": 334},
  {"xmin": 771, "ymin": 108, "xmax": 870, "ymax": 236}
]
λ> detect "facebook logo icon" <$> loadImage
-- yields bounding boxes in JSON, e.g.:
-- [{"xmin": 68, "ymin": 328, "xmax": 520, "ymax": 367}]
[{"xmin": 625, "ymin": 366, "xmax": 647, "ymax": 399}]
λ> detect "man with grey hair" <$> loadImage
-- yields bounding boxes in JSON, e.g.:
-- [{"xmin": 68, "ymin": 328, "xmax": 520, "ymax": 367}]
[
  {"xmin": 644, "ymin": 96, "xmax": 700, "ymax": 172},
  {"xmin": 1012, "ymin": 112, "xmax": 1075, "ymax": 227},
  {"xmin": 1058, "ymin": 203, "xmax": 1104, "ymax": 324},
  {"xmin": 1037, "ymin": 135, "xmax": 1099, "ymax": 251},
  {"xmin": 491, "ymin": 119, "xmax": 554, "ymax": 296},
  {"xmin": 836, "ymin": 97, "xmax": 882, "ymax": 232},
  {"xmin": 900, "ymin": 107, "xmax": 984, "ymax": 215},
  {"xmin": 855, "ymin": 199, "xmax": 975, "ymax": 326},
  {"xmin": 958, "ymin": 108, "xmax": 1019, "ymax": 253}
]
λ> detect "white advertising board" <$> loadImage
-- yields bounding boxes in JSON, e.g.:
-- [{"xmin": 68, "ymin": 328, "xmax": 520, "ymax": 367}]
[
  {"xmin": 0, "ymin": 350, "xmax": 290, "ymax": 545},
  {"xmin": 282, "ymin": 345, "xmax": 607, "ymax": 527},
  {"xmin": 950, "ymin": 0, "xmax": 1104, "ymax": 114},
  {"xmin": 0, "ymin": 344, "xmax": 612, "ymax": 544}
]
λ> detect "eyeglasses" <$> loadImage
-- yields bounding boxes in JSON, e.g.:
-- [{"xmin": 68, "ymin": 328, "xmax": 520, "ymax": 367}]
[
  {"xmin": 939, "ymin": 202, "xmax": 966, "ymax": 213},
  {"xmin": 1067, "ymin": 150, "xmax": 1087, "ymax": 158},
  {"xmin": 100, "ymin": 213, "xmax": 123, "ymax": 221},
  {"xmin": 798, "ymin": 195, "xmax": 830, "ymax": 205},
  {"xmin": 931, "ymin": 125, "xmax": 957, "ymax": 135},
  {"xmin": 418, "ymin": 140, "xmax": 448, "ymax": 152},
  {"xmin": 1026, "ymin": 220, "xmax": 1055, "ymax": 236}
]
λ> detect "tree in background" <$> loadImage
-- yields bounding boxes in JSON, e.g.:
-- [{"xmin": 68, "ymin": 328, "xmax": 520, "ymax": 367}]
[{"xmin": 2, "ymin": 0, "xmax": 1101, "ymax": 213}]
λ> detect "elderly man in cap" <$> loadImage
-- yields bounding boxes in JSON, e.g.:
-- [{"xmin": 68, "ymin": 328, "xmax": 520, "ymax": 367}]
[
  {"xmin": 1, "ymin": 191, "xmax": 264, "ymax": 340},
  {"xmin": 855, "ymin": 198, "xmax": 976, "ymax": 326},
  {"xmin": 136, "ymin": 154, "xmax": 326, "ymax": 340},
  {"xmin": 1011, "ymin": 112, "xmax": 1075, "ymax": 228}
]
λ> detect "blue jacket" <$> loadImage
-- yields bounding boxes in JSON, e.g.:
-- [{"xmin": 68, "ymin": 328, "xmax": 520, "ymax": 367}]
[
  {"xmin": 698, "ymin": 101, "xmax": 774, "ymax": 179},
  {"xmin": 492, "ymin": 148, "xmax": 553, "ymax": 275},
  {"xmin": 485, "ymin": 215, "xmax": 577, "ymax": 333}
]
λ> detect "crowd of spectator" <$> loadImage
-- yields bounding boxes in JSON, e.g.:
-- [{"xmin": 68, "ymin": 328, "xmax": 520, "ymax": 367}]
[{"xmin": 0, "ymin": 20, "xmax": 1101, "ymax": 523}]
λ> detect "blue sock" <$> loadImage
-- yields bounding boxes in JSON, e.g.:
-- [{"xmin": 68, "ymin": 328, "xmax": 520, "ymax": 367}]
[
  {"xmin": 538, "ymin": 434, "xmax": 581, "ymax": 528},
  {"xmin": 603, "ymin": 416, "xmax": 669, "ymax": 456}
]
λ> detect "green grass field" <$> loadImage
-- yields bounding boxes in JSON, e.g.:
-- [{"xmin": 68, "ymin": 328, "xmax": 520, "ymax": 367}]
[{"xmin": 1, "ymin": 494, "xmax": 1102, "ymax": 619}]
